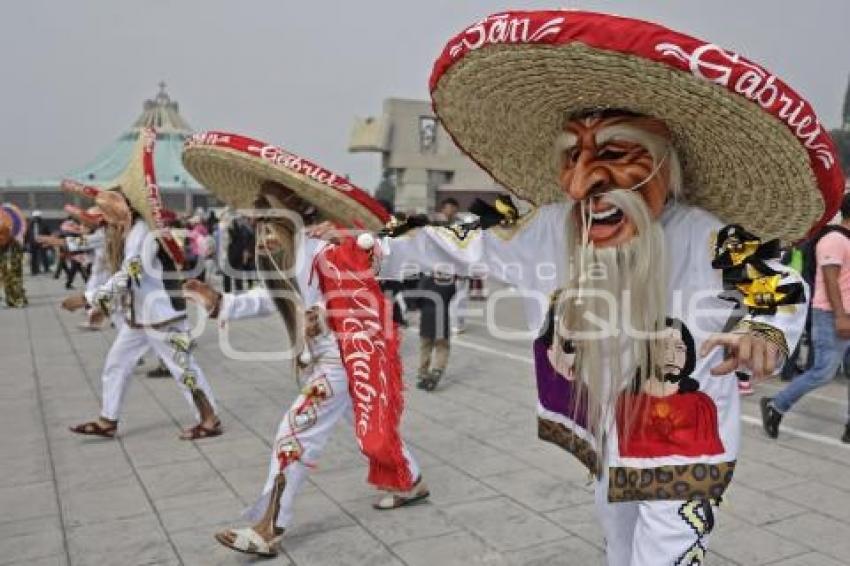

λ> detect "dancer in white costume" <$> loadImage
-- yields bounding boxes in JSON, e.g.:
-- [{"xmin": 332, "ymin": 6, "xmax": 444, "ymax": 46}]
[
  {"xmin": 62, "ymin": 129, "xmax": 222, "ymax": 440},
  {"xmin": 310, "ymin": 10, "xmax": 844, "ymax": 565},
  {"xmin": 182, "ymin": 132, "xmax": 428, "ymax": 558}
]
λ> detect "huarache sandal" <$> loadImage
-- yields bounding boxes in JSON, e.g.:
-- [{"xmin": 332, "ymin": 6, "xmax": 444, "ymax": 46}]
[
  {"xmin": 69, "ymin": 419, "xmax": 117, "ymax": 438},
  {"xmin": 373, "ymin": 479, "xmax": 431, "ymax": 510},
  {"xmin": 180, "ymin": 419, "xmax": 222, "ymax": 441},
  {"xmin": 214, "ymin": 527, "xmax": 282, "ymax": 558}
]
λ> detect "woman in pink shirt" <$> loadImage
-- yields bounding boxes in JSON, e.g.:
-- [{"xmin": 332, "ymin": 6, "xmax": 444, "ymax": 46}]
[{"xmin": 762, "ymin": 194, "xmax": 850, "ymax": 444}]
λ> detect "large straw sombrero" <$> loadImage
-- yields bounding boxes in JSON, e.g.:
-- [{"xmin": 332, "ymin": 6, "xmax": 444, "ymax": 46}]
[
  {"xmin": 430, "ymin": 10, "xmax": 845, "ymax": 241},
  {"xmin": 182, "ymin": 132, "xmax": 390, "ymax": 231},
  {"xmin": 61, "ymin": 128, "xmax": 183, "ymax": 264},
  {"xmin": 1, "ymin": 203, "xmax": 27, "ymax": 243}
]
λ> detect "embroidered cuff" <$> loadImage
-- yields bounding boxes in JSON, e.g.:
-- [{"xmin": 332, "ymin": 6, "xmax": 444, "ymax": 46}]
[{"xmin": 733, "ymin": 320, "xmax": 789, "ymax": 358}]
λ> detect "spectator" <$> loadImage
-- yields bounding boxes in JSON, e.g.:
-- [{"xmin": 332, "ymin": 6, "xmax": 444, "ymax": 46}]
[
  {"xmin": 762, "ymin": 193, "xmax": 850, "ymax": 443},
  {"xmin": 25, "ymin": 210, "xmax": 50, "ymax": 275},
  {"xmin": 416, "ymin": 198, "xmax": 460, "ymax": 391},
  {"xmin": 222, "ymin": 213, "xmax": 254, "ymax": 293}
]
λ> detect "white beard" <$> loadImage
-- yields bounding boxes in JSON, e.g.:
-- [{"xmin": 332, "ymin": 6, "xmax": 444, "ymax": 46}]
[{"xmin": 555, "ymin": 189, "xmax": 668, "ymax": 467}]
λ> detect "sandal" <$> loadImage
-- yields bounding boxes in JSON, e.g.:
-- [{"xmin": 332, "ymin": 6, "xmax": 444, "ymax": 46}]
[
  {"xmin": 180, "ymin": 419, "xmax": 222, "ymax": 441},
  {"xmin": 69, "ymin": 420, "xmax": 117, "ymax": 438},
  {"xmin": 214, "ymin": 527, "xmax": 281, "ymax": 558},
  {"xmin": 373, "ymin": 479, "xmax": 431, "ymax": 510}
]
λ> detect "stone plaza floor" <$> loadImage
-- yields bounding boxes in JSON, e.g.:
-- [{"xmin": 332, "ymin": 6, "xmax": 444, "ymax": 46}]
[{"xmin": 1, "ymin": 275, "xmax": 849, "ymax": 565}]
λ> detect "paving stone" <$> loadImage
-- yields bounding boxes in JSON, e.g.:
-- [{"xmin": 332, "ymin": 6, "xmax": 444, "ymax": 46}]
[
  {"xmin": 443, "ymin": 497, "xmax": 565, "ymax": 552},
  {"xmin": 0, "ymin": 516, "xmax": 65, "ymax": 564},
  {"xmin": 722, "ymin": 482, "xmax": 807, "ymax": 526},
  {"xmin": 285, "ymin": 525, "xmax": 403, "ymax": 565},
  {"xmin": 338, "ymin": 495, "xmax": 459, "ymax": 545},
  {"xmin": 66, "ymin": 514, "xmax": 176, "ymax": 566},
  {"xmin": 392, "ymin": 531, "xmax": 506, "ymax": 566},
  {"xmin": 60, "ymin": 480, "xmax": 151, "ymax": 528},
  {"xmin": 135, "ymin": 459, "xmax": 228, "ymax": 502},
  {"xmin": 5, "ymin": 555, "xmax": 69, "ymax": 566},
  {"xmin": 775, "ymin": 482, "xmax": 850, "ymax": 524},
  {"xmin": 766, "ymin": 512, "xmax": 850, "ymax": 563},
  {"xmin": 154, "ymin": 489, "xmax": 245, "ymax": 533},
  {"xmin": 0, "ymin": 481, "xmax": 58, "ymax": 524},
  {"xmin": 502, "ymin": 536, "xmax": 604, "ymax": 565},
  {"xmin": 767, "ymin": 552, "xmax": 848, "ymax": 566},
  {"xmin": 710, "ymin": 522, "xmax": 808, "ymax": 565},
  {"xmin": 481, "ymin": 468, "xmax": 591, "ymax": 512},
  {"xmin": 416, "ymin": 465, "xmax": 498, "ymax": 507}
]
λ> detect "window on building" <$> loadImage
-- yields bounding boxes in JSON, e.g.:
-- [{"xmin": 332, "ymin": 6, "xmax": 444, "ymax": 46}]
[
  {"xmin": 2, "ymin": 191, "xmax": 31, "ymax": 209},
  {"xmin": 426, "ymin": 170, "xmax": 454, "ymax": 209},
  {"xmin": 191, "ymin": 194, "xmax": 210, "ymax": 210},
  {"xmin": 418, "ymin": 116, "xmax": 438, "ymax": 153},
  {"xmin": 162, "ymin": 192, "xmax": 187, "ymax": 212},
  {"xmin": 34, "ymin": 191, "xmax": 67, "ymax": 210}
]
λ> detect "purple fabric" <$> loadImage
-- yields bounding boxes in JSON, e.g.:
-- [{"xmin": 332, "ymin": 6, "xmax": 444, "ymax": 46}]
[{"xmin": 534, "ymin": 339, "xmax": 588, "ymax": 428}]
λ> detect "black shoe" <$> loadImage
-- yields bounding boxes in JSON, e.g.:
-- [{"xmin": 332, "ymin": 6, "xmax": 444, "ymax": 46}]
[
  {"xmin": 422, "ymin": 369, "xmax": 444, "ymax": 392},
  {"xmin": 415, "ymin": 371, "xmax": 429, "ymax": 390},
  {"xmin": 760, "ymin": 397, "xmax": 782, "ymax": 439},
  {"xmin": 842, "ymin": 425, "xmax": 850, "ymax": 444}
]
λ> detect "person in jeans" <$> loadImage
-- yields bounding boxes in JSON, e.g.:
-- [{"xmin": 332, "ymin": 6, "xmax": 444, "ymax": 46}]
[{"xmin": 762, "ymin": 194, "xmax": 850, "ymax": 443}]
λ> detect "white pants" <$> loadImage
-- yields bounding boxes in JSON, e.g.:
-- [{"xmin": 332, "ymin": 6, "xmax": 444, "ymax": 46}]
[
  {"xmin": 595, "ymin": 478, "xmax": 716, "ymax": 566},
  {"xmin": 100, "ymin": 319, "xmax": 217, "ymax": 421},
  {"xmin": 244, "ymin": 364, "xmax": 421, "ymax": 529}
]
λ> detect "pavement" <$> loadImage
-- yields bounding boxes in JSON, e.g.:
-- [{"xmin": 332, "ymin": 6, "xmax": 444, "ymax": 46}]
[{"xmin": 2, "ymin": 275, "xmax": 849, "ymax": 566}]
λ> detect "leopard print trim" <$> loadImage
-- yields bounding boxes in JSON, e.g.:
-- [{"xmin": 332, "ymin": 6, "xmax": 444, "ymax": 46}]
[
  {"xmin": 608, "ymin": 461, "xmax": 736, "ymax": 503},
  {"xmin": 537, "ymin": 417, "xmax": 599, "ymax": 475}
]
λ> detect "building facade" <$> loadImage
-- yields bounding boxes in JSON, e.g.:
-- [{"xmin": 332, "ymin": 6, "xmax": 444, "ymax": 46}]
[
  {"xmin": 349, "ymin": 98, "xmax": 506, "ymax": 213},
  {"xmin": 1, "ymin": 84, "xmax": 213, "ymax": 228}
]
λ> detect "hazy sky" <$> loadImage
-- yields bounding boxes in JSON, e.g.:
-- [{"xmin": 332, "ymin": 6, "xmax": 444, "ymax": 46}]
[{"xmin": 2, "ymin": 0, "xmax": 848, "ymax": 190}]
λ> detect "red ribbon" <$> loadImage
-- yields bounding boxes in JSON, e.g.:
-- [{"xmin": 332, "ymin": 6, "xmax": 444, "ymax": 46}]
[{"xmin": 313, "ymin": 237, "xmax": 413, "ymax": 491}]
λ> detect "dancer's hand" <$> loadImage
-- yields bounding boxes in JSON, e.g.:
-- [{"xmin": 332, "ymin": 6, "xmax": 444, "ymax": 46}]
[
  {"xmin": 36, "ymin": 235, "xmax": 64, "ymax": 247},
  {"xmin": 305, "ymin": 221, "xmax": 344, "ymax": 243},
  {"xmin": 700, "ymin": 332, "xmax": 780, "ymax": 381},
  {"xmin": 182, "ymin": 279, "xmax": 221, "ymax": 315},
  {"xmin": 61, "ymin": 293, "xmax": 87, "ymax": 312}
]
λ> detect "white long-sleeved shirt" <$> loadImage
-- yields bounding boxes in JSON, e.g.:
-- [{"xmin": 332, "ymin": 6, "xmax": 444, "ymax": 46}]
[
  {"xmin": 381, "ymin": 201, "xmax": 807, "ymax": 477},
  {"xmin": 85, "ymin": 219, "xmax": 184, "ymax": 325},
  {"xmin": 68, "ymin": 227, "xmax": 110, "ymax": 294},
  {"xmin": 217, "ymin": 236, "xmax": 340, "ymax": 365}
]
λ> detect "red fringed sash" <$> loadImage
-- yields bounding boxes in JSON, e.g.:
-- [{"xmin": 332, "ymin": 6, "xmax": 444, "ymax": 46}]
[{"xmin": 313, "ymin": 237, "xmax": 413, "ymax": 491}]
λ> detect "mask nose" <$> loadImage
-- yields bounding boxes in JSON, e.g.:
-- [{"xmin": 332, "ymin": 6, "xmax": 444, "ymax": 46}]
[{"xmin": 564, "ymin": 157, "xmax": 613, "ymax": 202}]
